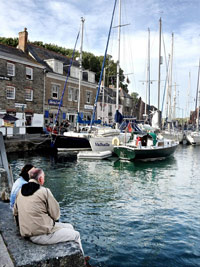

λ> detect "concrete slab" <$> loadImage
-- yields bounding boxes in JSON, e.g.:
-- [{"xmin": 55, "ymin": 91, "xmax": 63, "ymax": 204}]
[
  {"xmin": 0, "ymin": 234, "xmax": 14, "ymax": 267},
  {"xmin": 0, "ymin": 201, "xmax": 85, "ymax": 267}
]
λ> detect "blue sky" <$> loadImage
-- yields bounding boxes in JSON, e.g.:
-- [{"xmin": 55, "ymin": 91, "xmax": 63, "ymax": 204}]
[{"xmin": 0, "ymin": 0, "xmax": 199, "ymax": 118}]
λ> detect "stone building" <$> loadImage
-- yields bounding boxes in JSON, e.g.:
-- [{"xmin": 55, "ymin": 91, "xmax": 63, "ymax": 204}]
[
  {"xmin": 119, "ymin": 88, "xmax": 133, "ymax": 117},
  {"xmin": 0, "ymin": 33, "xmax": 45, "ymax": 135},
  {"xmin": 19, "ymin": 29, "xmax": 97, "ymax": 128}
]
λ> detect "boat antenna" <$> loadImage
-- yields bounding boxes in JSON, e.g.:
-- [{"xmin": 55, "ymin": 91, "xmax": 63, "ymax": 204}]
[
  {"xmin": 90, "ymin": 0, "xmax": 117, "ymax": 129},
  {"xmin": 50, "ymin": 30, "xmax": 80, "ymax": 147}
]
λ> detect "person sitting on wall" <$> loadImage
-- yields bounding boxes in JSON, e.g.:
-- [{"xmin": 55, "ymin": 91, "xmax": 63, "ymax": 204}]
[
  {"xmin": 13, "ymin": 168, "xmax": 92, "ymax": 266},
  {"xmin": 10, "ymin": 164, "xmax": 35, "ymax": 209}
]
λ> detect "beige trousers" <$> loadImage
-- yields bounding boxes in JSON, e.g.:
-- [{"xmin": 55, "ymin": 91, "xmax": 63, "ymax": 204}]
[{"xmin": 30, "ymin": 222, "xmax": 84, "ymax": 254}]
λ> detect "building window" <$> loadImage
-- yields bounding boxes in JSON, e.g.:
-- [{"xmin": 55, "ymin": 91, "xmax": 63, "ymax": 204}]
[
  {"xmin": 7, "ymin": 63, "xmax": 15, "ymax": 76},
  {"xmin": 6, "ymin": 86, "xmax": 15, "ymax": 99},
  {"xmin": 74, "ymin": 89, "xmax": 79, "ymax": 102},
  {"xmin": 26, "ymin": 67, "xmax": 33, "ymax": 80},
  {"xmin": 25, "ymin": 89, "xmax": 33, "ymax": 101},
  {"xmin": 25, "ymin": 113, "xmax": 32, "ymax": 126},
  {"xmin": 68, "ymin": 87, "xmax": 73, "ymax": 101},
  {"xmin": 51, "ymin": 84, "xmax": 60, "ymax": 99},
  {"xmin": 83, "ymin": 71, "xmax": 88, "ymax": 81},
  {"xmin": 86, "ymin": 91, "xmax": 92, "ymax": 104}
]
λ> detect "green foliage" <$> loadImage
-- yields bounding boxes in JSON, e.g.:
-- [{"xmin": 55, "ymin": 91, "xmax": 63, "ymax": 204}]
[
  {"xmin": 0, "ymin": 37, "xmax": 18, "ymax": 47},
  {"xmin": 131, "ymin": 92, "xmax": 139, "ymax": 105}
]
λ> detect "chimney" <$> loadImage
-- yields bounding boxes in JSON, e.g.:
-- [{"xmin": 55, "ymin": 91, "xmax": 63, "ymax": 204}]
[{"xmin": 18, "ymin": 28, "xmax": 28, "ymax": 53}]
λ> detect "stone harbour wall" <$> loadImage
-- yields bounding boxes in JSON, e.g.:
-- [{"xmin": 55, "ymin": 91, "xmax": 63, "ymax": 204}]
[{"xmin": 0, "ymin": 202, "xmax": 85, "ymax": 267}]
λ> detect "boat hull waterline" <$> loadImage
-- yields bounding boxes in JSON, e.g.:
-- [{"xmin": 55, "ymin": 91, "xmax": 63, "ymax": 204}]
[{"xmin": 114, "ymin": 143, "xmax": 179, "ymax": 161}]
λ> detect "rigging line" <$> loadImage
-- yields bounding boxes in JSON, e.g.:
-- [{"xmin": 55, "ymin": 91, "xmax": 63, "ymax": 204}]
[
  {"xmin": 50, "ymin": 29, "xmax": 80, "ymax": 146},
  {"xmin": 161, "ymin": 55, "xmax": 170, "ymax": 114},
  {"xmin": 90, "ymin": 0, "xmax": 118, "ymax": 128},
  {"xmin": 53, "ymin": 30, "xmax": 80, "ymax": 128},
  {"xmin": 195, "ymin": 58, "xmax": 200, "ymax": 112},
  {"xmin": 25, "ymin": 135, "xmax": 51, "ymax": 145},
  {"xmin": 161, "ymin": 27, "xmax": 167, "ymax": 72}
]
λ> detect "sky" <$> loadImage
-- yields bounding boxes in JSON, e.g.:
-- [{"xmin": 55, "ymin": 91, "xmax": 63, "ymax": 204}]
[{"xmin": 0, "ymin": 0, "xmax": 199, "ymax": 118}]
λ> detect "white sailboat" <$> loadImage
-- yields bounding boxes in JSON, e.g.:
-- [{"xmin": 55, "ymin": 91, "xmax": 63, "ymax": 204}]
[
  {"xmin": 52, "ymin": 18, "xmax": 102, "ymax": 151},
  {"xmin": 186, "ymin": 59, "xmax": 200, "ymax": 145},
  {"xmin": 161, "ymin": 33, "xmax": 184, "ymax": 143},
  {"xmin": 89, "ymin": 0, "xmax": 131, "ymax": 153}
]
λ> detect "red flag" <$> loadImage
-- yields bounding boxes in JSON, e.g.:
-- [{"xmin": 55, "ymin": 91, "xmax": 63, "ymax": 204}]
[{"xmin": 127, "ymin": 122, "xmax": 132, "ymax": 133}]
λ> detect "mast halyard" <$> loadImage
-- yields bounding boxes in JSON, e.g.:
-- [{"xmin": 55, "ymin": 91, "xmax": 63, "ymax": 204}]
[
  {"xmin": 167, "ymin": 33, "xmax": 174, "ymax": 132},
  {"xmin": 145, "ymin": 28, "xmax": 150, "ymax": 120},
  {"xmin": 196, "ymin": 59, "xmax": 200, "ymax": 131},
  {"xmin": 116, "ymin": 0, "xmax": 121, "ymax": 129},
  {"xmin": 101, "ymin": 68, "xmax": 106, "ymax": 125},
  {"xmin": 77, "ymin": 17, "xmax": 85, "ymax": 132},
  {"xmin": 157, "ymin": 18, "xmax": 162, "ymax": 112}
]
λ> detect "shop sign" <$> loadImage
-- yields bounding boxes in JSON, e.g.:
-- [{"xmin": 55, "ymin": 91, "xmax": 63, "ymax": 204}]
[
  {"xmin": 84, "ymin": 105, "xmax": 93, "ymax": 110},
  {"xmin": 15, "ymin": 103, "xmax": 27, "ymax": 108},
  {"xmin": 48, "ymin": 99, "xmax": 62, "ymax": 106}
]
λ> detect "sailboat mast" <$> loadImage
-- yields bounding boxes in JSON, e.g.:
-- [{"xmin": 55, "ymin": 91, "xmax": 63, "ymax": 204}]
[
  {"xmin": 102, "ymin": 68, "xmax": 106, "ymax": 125},
  {"xmin": 157, "ymin": 18, "xmax": 162, "ymax": 111},
  {"xmin": 196, "ymin": 59, "xmax": 200, "ymax": 131},
  {"xmin": 145, "ymin": 28, "xmax": 150, "ymax": 119},
  {"xmin": 168, "ymin": 33, "xmax": 174, "ymax": 123},
  {"xmin": 77, "ymin": 17, "xmax": 85, "ymax": 131},
  {"xmin": 172, "ymin": 82, "xmax": 176, "ymax": 120},
  {"xmin": 116, "ymin": 0, "xmax": 121, "ymax": 129}
]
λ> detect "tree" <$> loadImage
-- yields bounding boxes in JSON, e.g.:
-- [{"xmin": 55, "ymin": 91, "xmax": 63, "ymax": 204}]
[{"xmin": 0, "ymin": 37, "xmax": 18, "ymax": 47}]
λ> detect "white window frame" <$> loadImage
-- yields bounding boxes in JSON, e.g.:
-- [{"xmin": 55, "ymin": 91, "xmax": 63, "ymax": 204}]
[
  {"xmin": 86, "ymin": 91, "xmax": 92, "ymax": 104},
  {"xmin": 6, "ymin": 86, "xmax": 15, "ymax": 99},
  {"xmin": 7, "ymin": 63, "xmax": 15, "ymax": 76},
  {"xmin": 68, "ymin": 87, "xmax": 73, "ymax": 101},
  {"xmin": 26, "ymin": 67, "xmax": 33, "ymax": 80},
  {"xmin": 25, "ymin": 88, "xmax": 33, "ymax": 101},
  {"xmin": 51, "ymin": 84, "xmax": 60, "ymax": 99}
]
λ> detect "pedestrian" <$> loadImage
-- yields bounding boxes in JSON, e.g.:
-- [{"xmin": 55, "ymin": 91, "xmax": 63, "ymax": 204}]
[
  {"xmin": 10, "ymin": 164, "xmax": 34, "ymax": 209},
  {"xmin": 13, "ymin": 168, "xmax": 92, "ymax": 266}
]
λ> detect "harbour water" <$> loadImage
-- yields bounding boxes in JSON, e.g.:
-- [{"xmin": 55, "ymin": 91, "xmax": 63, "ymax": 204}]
[{"xmin": 8, "ymin": 145, "xmax": 200, "ymax": 267}]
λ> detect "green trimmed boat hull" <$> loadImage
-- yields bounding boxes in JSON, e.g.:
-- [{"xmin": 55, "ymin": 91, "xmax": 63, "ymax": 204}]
[{"xmin": 114, "ymin": 143, "xmax": 178, "ymax": 161}]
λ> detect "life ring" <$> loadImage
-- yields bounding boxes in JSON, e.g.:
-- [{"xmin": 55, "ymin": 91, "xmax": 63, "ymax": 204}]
[{"xmin": 112, "ymin": 137, "xmax": 120, "ymax": 146}]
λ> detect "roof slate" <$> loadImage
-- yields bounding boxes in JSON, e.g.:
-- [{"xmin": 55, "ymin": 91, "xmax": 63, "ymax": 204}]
[
  {"xmin": 0, "ymin": 43, "xmax": 42, "ymax": 66},
  {"xmin": 27, "ymin": 44, "xmax": 79, "ymax": 73}
]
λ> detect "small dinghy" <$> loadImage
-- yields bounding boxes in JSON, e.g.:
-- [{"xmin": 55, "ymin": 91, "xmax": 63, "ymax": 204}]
[{"xmin": 77, "ymin": 150, "xmax": 112, "ymax": 160}]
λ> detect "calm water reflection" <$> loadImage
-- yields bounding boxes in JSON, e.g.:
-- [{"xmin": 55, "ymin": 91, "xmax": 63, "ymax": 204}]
[{"xmin": 8, "ymin": 145, "xmax": 200, "ymax": 266}]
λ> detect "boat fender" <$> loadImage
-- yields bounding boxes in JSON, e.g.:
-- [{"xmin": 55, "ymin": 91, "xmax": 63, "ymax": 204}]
[{"xmin": 112, "ymin": 137, "xmax": 120, "ymax": 146}]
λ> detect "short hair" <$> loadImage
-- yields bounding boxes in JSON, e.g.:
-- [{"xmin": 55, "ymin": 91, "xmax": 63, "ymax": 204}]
[
  {"xmin": 19, "ymin": 164, "xmax": 34, "ymax": 182},
  {"xmin": 29, "ymin": 168, "xmax": 44, "ymax": 181}
]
